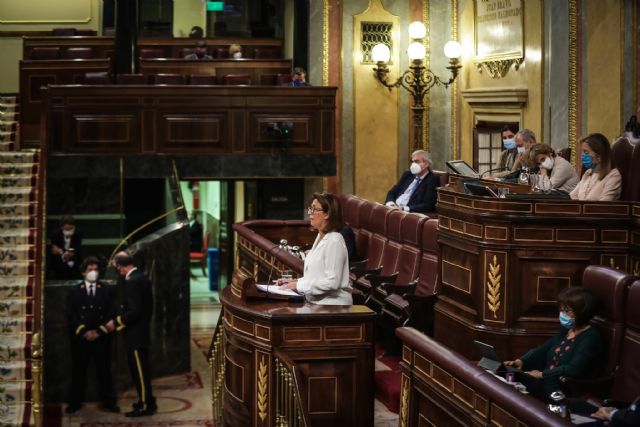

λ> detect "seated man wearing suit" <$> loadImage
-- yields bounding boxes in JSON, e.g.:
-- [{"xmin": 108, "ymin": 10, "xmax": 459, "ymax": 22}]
[{"xmin": 385, "ymin": 150, "xmax": 439, "ymax": 213}]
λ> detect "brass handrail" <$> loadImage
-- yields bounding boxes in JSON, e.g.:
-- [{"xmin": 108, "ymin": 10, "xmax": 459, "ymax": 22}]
[
  {"xmin": 274, "ymin": 351, "xmax": 310, "ymax": 427},
  {"xmin": 209, "ymin": 309, "xmax": 225, "ymax": 424},
  {"xmin": 108, "ymin": 206, "xmax": 184, "ymax": 263}
]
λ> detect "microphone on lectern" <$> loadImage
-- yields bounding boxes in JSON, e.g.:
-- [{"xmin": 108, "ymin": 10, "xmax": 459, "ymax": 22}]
[
  {"xmin": 265, "ymin": 239, "xmax": 289, "ymax": 299},
  {"xmin": 479, "ymin": 167, "xmax": 508, "ymax": 178}
]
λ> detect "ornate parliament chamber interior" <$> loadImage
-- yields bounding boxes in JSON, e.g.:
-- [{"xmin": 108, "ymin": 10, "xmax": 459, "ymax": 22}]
[{"xmin": 1, "ymin": 0, "xmax": 640, "ymax": 426}]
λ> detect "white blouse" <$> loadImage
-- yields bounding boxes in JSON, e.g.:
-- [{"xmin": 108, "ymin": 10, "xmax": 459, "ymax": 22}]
[{"xmin": 296, "ymin": 231, "xmax": 352, "ymax": 305}]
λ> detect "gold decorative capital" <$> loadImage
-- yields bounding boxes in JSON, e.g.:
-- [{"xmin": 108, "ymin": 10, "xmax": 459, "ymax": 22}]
[
  {"xmin": 486, "ymin": 255, "xmax": 502, "ymax": 318},
  {"xmin": 475, "ymin": 58, "xmax": 524, "ymax": 79},
  {"xmin": 257, "ymin": 356, "xmax": 268, "ymax": 422}
]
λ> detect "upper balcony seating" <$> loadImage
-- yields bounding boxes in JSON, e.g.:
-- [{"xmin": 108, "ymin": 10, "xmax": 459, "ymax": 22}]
[
  {"xmin": 116, "ymin": 74, "xmax": 148, "ymax": 84},
  {"xmin": 153, "ymin": 73, "xmax": 186, "ymax": 85},
  {"xmin": 83, "ymin": 71, "xmax": 112, "ymax": 84},
  {"xmin": 64, "ymin": 47, "xmax": 94, "ymax": 59},
  {"xmin": 253, "ymin": 47, "xmax": 280, "ymax": 59},
  {"xmin": 222, "ymin": 74, "xmax": 252, "ymax": 85},
  {"xmin": 29, "ymin": 47, "xmax": 60, "ymax": 59},
  {"xmin": 139, "ymin": 48, "xmax": 165, "ymax": 59},
  {"xmin": 179, "ymin": 47, "xmax": 196, "ymax": 58},
  {"xmin": 189, "ymin": 74, "xmax": 217, "ymax": 85}
]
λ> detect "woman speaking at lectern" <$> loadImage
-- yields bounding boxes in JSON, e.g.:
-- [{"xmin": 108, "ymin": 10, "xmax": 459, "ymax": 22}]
[{"xmin": 277, "ymin": 193, "xmax": 352, "ymax": 305}]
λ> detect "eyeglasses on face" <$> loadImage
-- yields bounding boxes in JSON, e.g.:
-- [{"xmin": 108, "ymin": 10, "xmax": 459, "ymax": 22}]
[{"xmin": 307, "ymin": 206, "xmax": 324, "ymax": 214}]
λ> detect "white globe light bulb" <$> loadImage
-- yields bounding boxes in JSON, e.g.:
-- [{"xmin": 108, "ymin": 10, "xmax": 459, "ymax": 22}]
[
  {"xmin": 444, "ymin": 40, "xmax": 463, "ymax": 59},
  {"xmin": 408, "ymin": 21, "xmax": 427, "ymax": 39},
  {"xmin": 371, "ymin": 43, "xmax": 391, "ymax": 63},
  {"xmin": 407, "ymin": 42, "xmax": 426, "ymax": 60}
]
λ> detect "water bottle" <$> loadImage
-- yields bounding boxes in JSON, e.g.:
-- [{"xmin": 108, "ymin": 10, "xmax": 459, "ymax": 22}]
[
  {"xmin": 548, "ymin": 391, "xmax": 570, "ymax": 419},
  {"xmin": 518, "ymin": 167, "xmax": 530, "ymax": 185}
]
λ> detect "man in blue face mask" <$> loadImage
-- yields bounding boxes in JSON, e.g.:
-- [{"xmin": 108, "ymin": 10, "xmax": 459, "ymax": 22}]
[{"xmin": 285, "ymin": 67, "xmax": 311, "ymax": 87}]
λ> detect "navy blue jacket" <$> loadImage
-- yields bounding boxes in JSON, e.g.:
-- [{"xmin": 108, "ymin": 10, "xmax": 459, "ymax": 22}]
[{"xmin": 385, "ymin": 170, "xmax": 439, "ymax": 213}]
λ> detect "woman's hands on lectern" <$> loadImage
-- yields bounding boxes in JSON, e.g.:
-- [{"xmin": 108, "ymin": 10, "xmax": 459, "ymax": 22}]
[
  {"xmin": 277, "ymin": 279, "xmax": 298, "ymax": 290},
  {"xmin": 503, "ymin": 359, "xmax": 523, "ymax": 369}
]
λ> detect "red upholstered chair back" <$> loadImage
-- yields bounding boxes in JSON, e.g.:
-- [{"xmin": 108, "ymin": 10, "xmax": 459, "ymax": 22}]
[
  {"xmin": 29, "ymin": 47, "xmax": 60, "ymax": 59},
  {"xmin": 416, "ymin": 219, "xmax": 439, "ymax": 296},
  {"xmin": 623, "ymin": 143, "xmax": 640, "ymax": 201},
  {"xmin": 52, "ymin": 28, "xmax": 77, "ymax": 36},
  {"xmin": 581, "ymin": 265, "xmax": 633, "ymax": 376},
  {"xmin": 139, "ymin": 48, "xmax": 165, "ymax": 58},
  {"xmin": 223, "ymin": 74, "xmax": 251, "ymax": 85},
  {"xmin": 154, "ymin": 74, "xmax": 186, "ymax": 85},
  {"xmin": 83, "ymin": 71, "xmax": 111, "ymax": 84},
  {"xmin": 365, "ymin": 204, "xmax": 390, "ymax": 269},
  {"xmin": 557, "ymin": 147, "xmax": 572, "ymax": 162},
  {"xmin": 342, "ymin": 195, "xmax": 363, "ymax": 229},
  {"xmin": 611, "ymin": 137, "xmax": 634, "ymax": 199},
  {"xmin": 189, "ymin": 74, "xmax": 217, "ymax": 85},
  {"xmin": 215, "ymin": 47, "xmax": 229, "ymax": 58},
  {"xmin": 116, "ymin": 74, "xmax": 148, "ymax": 84},
  {"xmin": 65, "ymin": 47, "xmax": 93, "ymax": 59},
  {"xmin": 180, "ymin": 48, "xmax": 195, "ymax": 58},
  {"xmin": 609, "ymin": 279, "xmax": 640, "ymax": 402},
  {"xmin": 396, "ymin": 213, "xmax": 428, "ymax": 283},
  {"xmin": 355, "ymin": 200, "xmax": 375, "ymax": 262},
  {"xmin": 376, "ymin": 209, "xmax": 404, "ymax": 275},
  {"xmin": 253, "ymin": 47, "xmax": 279, "ymax": 59},
  {"xmin": 432, "ymin": 170, "xmax": 449, "ymax": 188}
]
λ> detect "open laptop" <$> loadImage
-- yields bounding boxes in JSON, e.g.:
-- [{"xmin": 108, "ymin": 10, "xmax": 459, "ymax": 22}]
[
  {"xmin": 473, "ymin": 340, "xmax": 521, "ymax": 374},
  {"xmin": 463, "ymin": 182, "xmax": 499, "ymax": 198},
  {"xmin": 446, "ymin": 160, "xmax": 480, "ymax": 179}
]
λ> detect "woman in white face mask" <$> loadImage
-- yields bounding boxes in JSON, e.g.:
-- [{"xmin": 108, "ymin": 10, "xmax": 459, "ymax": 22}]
[{"xmin": 527, "ymin": 143, "xmax": 579, "ymax": 193}]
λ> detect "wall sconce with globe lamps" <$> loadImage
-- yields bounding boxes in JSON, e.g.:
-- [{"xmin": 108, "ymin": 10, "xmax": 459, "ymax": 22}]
[{"xmin": 371, "ymin": 21, "xmax": 463, "ymax": 152}]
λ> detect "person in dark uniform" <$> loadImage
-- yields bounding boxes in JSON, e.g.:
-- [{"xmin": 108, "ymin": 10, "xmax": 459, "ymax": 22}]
[
  {"xmin": 106, "ymin": 252, "xmax": 156, "ymax": 417},
  {"xmin": 65, "ymin": 256, "xmax": 119, "ymax": 414},
  {"xmin": 49, "ymin": 214, "xmax": 83, "ymax": 279}
]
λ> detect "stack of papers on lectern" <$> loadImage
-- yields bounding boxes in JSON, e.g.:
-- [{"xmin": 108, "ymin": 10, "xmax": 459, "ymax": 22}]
[{"xmin": 256, "ymin": 284, "xmax": 299, "ymax": 297}]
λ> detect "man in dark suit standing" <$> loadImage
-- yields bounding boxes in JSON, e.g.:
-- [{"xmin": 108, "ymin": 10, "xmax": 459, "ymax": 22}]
[
  {"xmin": 66, "ymin": 256, "xmax": 119, "ymax": 414},
  {"xmin": 106, "ymin": 251, "xmax": 157, "ymax": 417},
  {"xmin": 49, "ymin": 214, "xmax": 83, "ymax": 279},
  {"xmin": 385, "ymin": 150, "xmax": 439, "ymax": 213}
]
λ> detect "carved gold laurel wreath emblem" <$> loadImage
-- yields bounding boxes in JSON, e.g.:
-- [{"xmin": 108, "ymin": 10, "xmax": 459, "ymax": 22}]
[
  {"xmin": 487, "ymin": 255, "xmax": 502, "ymax": 318},
  {"xmin": 400, "ymin": 375, "xmax": 409, "ymax": 427},
  {"xmin": 257, "ymin": 356, "xmax": 268, "ymax": 422}
]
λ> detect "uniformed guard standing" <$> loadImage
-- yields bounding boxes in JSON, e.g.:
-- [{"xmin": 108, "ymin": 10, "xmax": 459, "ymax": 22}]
[
  {"xmin": 107, "ymin": 251, "xmax": 157, "ymax": 417},
  {"xmin": 66, "ymin": 256, "xmax": 119, "ymax": 414}
]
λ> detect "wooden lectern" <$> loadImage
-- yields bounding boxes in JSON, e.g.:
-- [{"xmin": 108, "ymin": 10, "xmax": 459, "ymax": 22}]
[{"xmin": 218, "ymin": 269, "xmax": 376, "ymax": 426}]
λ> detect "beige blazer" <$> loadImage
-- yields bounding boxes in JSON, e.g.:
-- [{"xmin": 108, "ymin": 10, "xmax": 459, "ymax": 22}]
[
  {"xmin": 569, "ymin": 168, "xmax": 622, "ymax": 201},
  {"xmin": 538, "ymin": 156, "xmax": 579, "ymax": 193}
]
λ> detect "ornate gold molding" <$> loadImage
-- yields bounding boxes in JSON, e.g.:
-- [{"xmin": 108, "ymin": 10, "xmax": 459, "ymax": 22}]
[
  {"xmin": 486, "ymin": 255, "xmax": 502, "ymax": 318},
  {"xmin": 422, "ymin": 0, "xmax": 431, "ymax": 152},
  {"xmin": 451, "ymin": 0, "xmax": 459, "ymax": 159},
  {"xmin": 568, "ymin": 0, "xmax": 578, "ymax": 166},
  {"xmin": 475, "ymin": 58, "xmax": 524, "ymax": 79},
  {"xmin": 323, "ymin": 0, "xmax": 329, "ymax": 86},
  {"xmin": 257, "ymin": 356, "xmax": 268, "ymax": 422},
  {"xmin": 399, "ymin": 374, "xmax": 410, "ymax": 427}
]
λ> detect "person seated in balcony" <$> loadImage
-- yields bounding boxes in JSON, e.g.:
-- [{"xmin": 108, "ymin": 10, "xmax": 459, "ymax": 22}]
[
  {"xmin": 48, "ymin": 214, "xmax": 83, "ymax": 280},
  {"xmin": 284, "ymin": 67, "xmax": 311, "ymax": 86},
  {"xmin": 188, "ymin": 26, "xmax": 204, "ymax": 38},
  {"xmin": 229, "ymin": 44, "xmax": 243, "ymax": 59},
  {"xmin": 491, "ymin": 124, "xmax": 519, "ymax": 178},
  {"xmin": 504, "ymin": 286, "xmax": 602, "ymax": 402},
  {"xmin": 385, "ymin": 149, "xmax": 439, "ymax": 213},
  {"xmin": 184, "ymin": 41, "xmax": 212, "ymax": 60},
  {"xmin": 525, "ymin": 143, "xmax": 579, "ymax": 193},
  {"xmin": 570, "ymin": 133, "xmax": 622, "ymax": 201},
  {"xmin": 276, "ymin": 192, "xmax": 352, "ymax": 305}
]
